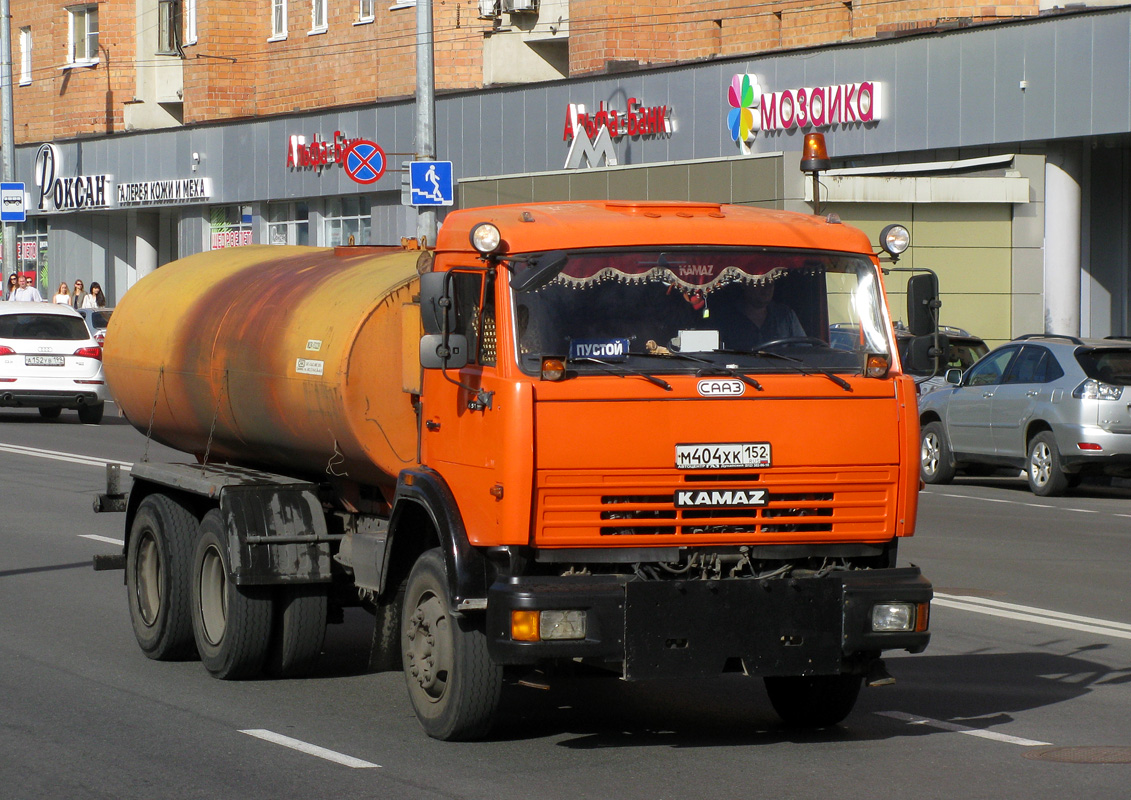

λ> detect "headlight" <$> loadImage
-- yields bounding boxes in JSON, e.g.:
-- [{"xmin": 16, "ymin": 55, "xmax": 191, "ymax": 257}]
[
  {"xmin": 871, "ymin": 602, "xmax": 914, "ymax": 632},
  {"xmin": 510, "ymin": 609, "xmax": 587, "ymax": 641},
  {"xmin": 469, "ymin": 222, "xmax": 503, "ymax": 255},
  {"xmin": 1073, "ymin": 379, "xmax": 1124, "ymax": 400},
  {"xmin": 879, "ymin": 224, "xmax": 910, "ymax": 257}
]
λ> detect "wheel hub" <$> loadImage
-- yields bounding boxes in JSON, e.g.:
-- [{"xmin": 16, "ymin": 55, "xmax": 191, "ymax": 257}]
[
  {"xmin": 405, "ymin": 593, "xmax": 449, "ymax": 702},
  {"xmin": 1031, "ymin": 442, "xmax": 1052, "ymax": 486}
]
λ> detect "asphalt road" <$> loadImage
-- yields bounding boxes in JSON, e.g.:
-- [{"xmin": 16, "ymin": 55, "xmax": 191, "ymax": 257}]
[{"xmin": 2, "ymin": 405, "xmax": 1130, "ymax": 799}]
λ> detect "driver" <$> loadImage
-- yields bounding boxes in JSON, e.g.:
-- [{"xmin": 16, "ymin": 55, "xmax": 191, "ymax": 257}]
[{"xmin": 719, "ymin": 279, "xmax": 805, "ymax": 350}]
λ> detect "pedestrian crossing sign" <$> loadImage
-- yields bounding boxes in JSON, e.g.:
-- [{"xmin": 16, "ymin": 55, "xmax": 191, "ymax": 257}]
[{"xmin": 408, "ymin": 161, "xmax": 454, "ymax": 207}]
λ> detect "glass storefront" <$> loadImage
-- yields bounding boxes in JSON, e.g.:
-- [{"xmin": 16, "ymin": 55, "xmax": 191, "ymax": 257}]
[
  {"xmin": 267, "ymin": 201, "xmax": 310, "ymax": 246},
  {"xmin": 324, "ymin": 195, "xmax": 370, "ymax": 246}
]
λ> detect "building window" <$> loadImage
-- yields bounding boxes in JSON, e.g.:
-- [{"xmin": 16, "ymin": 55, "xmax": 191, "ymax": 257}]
[
  {"xmin": 183, "ymin": 0, "xmax": 197, "ymax": 45},
  {"xmin": 271, "ymin": 0, "xmax": 287, "ymax": 39},
  {"xmin": 66, "ymin": 5, "xmax": 99, "ymax": 65},
  {"xmin": 324, "ymin": 196, "xmax": 370, "ymax": 246},
  {"xmin": 358, "ymin": 0, "xmax": 374, "ymax": 22},
  {"xmin": 157, "ymin": 0, "xmax": 182, "ymax": 55},
  {"xmin": 267, "ymin": 202, "xmax": 310, "ymax": 246},
  {"xmin": 210, "ymin": 206, "xmax": 254, "ymax": 249},
  {"xmin": 310, "ymin": 0, "xmax": 327, "ymax": 33},
  {"xmin": 18, "ymin": 27, "xmax": 30, "ymax": 85}
]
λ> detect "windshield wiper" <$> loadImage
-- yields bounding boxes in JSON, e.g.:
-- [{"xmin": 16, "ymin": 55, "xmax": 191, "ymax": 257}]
[
  {"xmin": 630, "ymin": 350, "xmax": 763, "ymax": 392},
  {"xmin": 570, "ymin": 357, "xmax": 673, "ymax": 391},
  {"xmin": 712, "ymin": 348, "xmax": 853, "ymax": 392}
]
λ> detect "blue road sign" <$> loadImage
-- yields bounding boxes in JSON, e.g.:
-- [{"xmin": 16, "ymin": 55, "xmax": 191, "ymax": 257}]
[
  {"xmin": 1, "ymin": 183, "xmax": 26, "ymax": 223},
  {"xmin": 409, "ymin": 161, "xmax": 454, "ymax": 207}
]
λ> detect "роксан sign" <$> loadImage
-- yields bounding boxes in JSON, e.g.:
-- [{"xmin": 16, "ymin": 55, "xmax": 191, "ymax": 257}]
[{"xmin": 34, "ymin": 144, "xmax": 113, "ymax": 213}]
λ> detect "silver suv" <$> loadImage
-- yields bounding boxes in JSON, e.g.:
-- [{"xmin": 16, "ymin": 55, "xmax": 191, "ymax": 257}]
[{"xmin": 918, "ymin": 334, "xmax": 1131, "ymax": 496}]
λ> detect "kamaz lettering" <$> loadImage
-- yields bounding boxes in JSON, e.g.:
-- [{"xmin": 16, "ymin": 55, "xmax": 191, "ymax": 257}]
[{"xmin": 675, "ymin": 489, "xmax": 767, "ymax": 507}]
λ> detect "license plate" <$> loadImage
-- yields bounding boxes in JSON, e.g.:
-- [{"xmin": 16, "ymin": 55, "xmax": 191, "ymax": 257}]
[
  {"xmin": 675, "ymin": 442, "xmax": 771, "ymax": 469},
  {"xmin": 25, "ymin": 355, "xmax": 65, "ymax": 367}
]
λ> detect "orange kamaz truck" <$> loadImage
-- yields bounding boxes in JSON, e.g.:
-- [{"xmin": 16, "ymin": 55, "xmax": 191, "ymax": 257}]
[{"xmin": 97, "ymin": 200, "xmax": 934, "ymax": 740}]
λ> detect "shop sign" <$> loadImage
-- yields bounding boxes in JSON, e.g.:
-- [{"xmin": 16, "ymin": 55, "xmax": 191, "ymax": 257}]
[
  {"xmin": 33, "ymin": 144, "xmax": 113, "ymax": 213},
  {"xmin": 118, "ymin": 178, "xmax": 212, "ymax": 206},
  {"xmin": 727, "ymin": 74, "xmax": 882, "ymax": 145},
  {"xmin": 286, "ymin": 131, "xmax": 368, "ymax": 172},
  {"xmin": 210, "ymin": 230, "xmax": 253, "ymax": 249}
]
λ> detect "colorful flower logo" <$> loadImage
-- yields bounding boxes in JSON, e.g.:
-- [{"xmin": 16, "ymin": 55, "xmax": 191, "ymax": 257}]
[{"xmin": 727, "ymin": 74, "xmax": 760, "ymax": 144}]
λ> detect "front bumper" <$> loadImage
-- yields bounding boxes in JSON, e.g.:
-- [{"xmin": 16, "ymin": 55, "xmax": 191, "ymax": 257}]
[{"xmin": 486, "ymin": 567, "xmax": 931, "ymax": 680}]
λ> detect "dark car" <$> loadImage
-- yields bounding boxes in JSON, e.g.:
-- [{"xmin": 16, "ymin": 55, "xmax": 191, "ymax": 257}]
[{"xmin": 829, "ymin": 323, "xmax": 988, "ymax": 395}]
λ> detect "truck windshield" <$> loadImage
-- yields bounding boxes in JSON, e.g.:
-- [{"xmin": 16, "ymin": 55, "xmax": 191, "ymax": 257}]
[{"xmin": 510, "ymin": 248, "xmax": 890, "ymax": 376}]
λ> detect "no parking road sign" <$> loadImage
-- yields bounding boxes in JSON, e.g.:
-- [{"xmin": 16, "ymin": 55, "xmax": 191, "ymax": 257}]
[{"xmin": 343, "ymin": 141, "xmax": 386, "ymax": 185}]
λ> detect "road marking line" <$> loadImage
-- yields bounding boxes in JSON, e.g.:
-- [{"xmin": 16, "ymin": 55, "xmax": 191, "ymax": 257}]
[
  {"xmin": 239, "ymin": 729, "xmax": 380, "ymax": 769},
  {"xmin": 876, "ymin": 711, "xmax": 1051, "ymax": 747},
  {"xmin": 926, "ymin": 490, "xmax": 1114, "ymax": 515},
  {"xmin": 933, "ymin": 594, "xmax": 1131, "ymax": 641},
  {"xmin": 80, "ymin": 534, "xmax": 124, "ymax": 546},
  {"xmin": 0, "ymin": 442, "xmax": 132, "ymax": 471}
]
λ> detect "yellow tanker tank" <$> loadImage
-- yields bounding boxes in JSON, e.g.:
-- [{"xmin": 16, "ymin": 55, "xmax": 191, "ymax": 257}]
[{"xmin": 104, "ymin": 244, "xmax": 424, "ymax": 490}]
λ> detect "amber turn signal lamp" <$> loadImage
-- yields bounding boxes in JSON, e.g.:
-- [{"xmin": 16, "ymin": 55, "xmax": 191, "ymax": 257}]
[
  {"xmin": 541, "ymin": 358, "xmax": 566, "ymax": 381},
  {"xmin": 800, "ymin": 132, "xmax": 831, "ymax": 172},
  {"xmin": 915, "ymin": 602, "xmax": 930, "ymax": 632},
  {"xmin": 866, "ymin": 354, "xmax": 890, "ymax": 378},
  {"xmin": 512, "ymin": 610, "xmax": 540, "ymax": 642}
]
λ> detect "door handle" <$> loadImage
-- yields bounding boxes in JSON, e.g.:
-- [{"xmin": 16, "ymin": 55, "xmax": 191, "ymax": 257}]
[
  {"xmin": 982, "ymin": 391, "xmax": 994, "ymax": 398},
  {"xmin": 1026, "ymin": 390, "xmax": 1040, "ymax": 397}
]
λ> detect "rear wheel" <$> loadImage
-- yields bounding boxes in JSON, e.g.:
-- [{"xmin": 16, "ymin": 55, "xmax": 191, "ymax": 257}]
[
  {"xmin": 1027, "ymin": 432, "xmax": 1069, "ymax": 497},
  {"xmin": 190, "ymin": 510, "xmax": 274, "ymax": 680},
  {"xmin": 920, "ymin": 421, "xmax": 956, "ymax": 484},
  {"xmin": 401, "ymin": 549, "xmax": 502, "ymax": 740},
  {"xmin": 37, "ymin": 407, "xmax": 62, "ymax": 420},
  {"xmin": 78, "ymin": 402, "xmax": 104, "ymax": 424},
  {"xmin": 126, "ymin": 494, "xmax": 199, "ymax": 660},
  {"xmin": 764, "ymin": 674, "xmax": 863, "ymax": 728},
  {"xmin": 264, "ymin": 585, "xmax": 328, "ymax": 678}
]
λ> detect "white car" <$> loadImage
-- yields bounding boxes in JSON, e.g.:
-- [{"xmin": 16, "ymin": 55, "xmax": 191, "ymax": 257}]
[{"xmin": 0, "ymin": 302, "xmax": 110, "ymax": 423}]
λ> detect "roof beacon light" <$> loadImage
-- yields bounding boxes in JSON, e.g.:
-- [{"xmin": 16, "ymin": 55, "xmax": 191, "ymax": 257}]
[
  {"xmin": 800, "ymin": 132, "xmax": 831, "ymax": 173},
  {"xmin": 800, "ymin": 133, "xmax": 831, "ymax": 216},
  {"xmin": 469, "ymin": 222, "xmax": 503, "ymax": 256}
]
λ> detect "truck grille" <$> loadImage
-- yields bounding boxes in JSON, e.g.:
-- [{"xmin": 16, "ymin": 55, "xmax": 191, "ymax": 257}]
[{"xmin": 535, "ymin": 468, "xmax": 896, "ymax": 546}]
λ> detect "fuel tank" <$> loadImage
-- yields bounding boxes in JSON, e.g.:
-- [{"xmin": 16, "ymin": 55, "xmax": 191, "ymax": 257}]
[{"xmin": 104, "ymin": 245, "xmax": 424, "ymax": 489}]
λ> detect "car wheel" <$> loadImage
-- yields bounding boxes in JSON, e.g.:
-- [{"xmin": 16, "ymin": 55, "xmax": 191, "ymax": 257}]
[
  {"xmin": 920, "ymin": 421, "xmax": 956, "ymax": 484},
  {"xmin": 78, "ymin": 402, "xmax": 104, "ymax": 424},
  {"xmin": 38, "ymin": 407, "xmax": 62, "ymax": 420},
  {"xmin": 1027, "ymin": 432, "xmax": 1069, "ymax": 497}
]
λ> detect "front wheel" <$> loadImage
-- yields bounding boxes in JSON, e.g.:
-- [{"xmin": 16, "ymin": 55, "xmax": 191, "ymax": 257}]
[
  {"xmin": 920, "ymin": 421, "xmax": 956, "ymax": 484},
  {"xmin": 764, "ymin": 674, "xmax": 863, "ymax": 728},
  {"xmin": 1027, "ymin": 432, "xmax": 1069, "ymax": 497},
  {"xmin": 190, "ymin": 510, "xmax": 274, "ymax": 680},
  {"xmin": 401, "ymin": 549, "xmax": 503, "ymax": 740}
]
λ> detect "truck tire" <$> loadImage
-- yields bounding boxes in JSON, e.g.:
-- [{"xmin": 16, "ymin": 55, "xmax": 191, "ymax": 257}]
[
  {"xmin": 401, "ymin": 549, "xmax": 503, "ymax": 740},
  {"xmin": 38, "ymin": 407, "xmax": 61, "ymax": 420},
  {"xmin": 920, "ymin": 421, "xmax": 956, "ymax": 484},
  {"xmin": 264, "ymin": 585, "xmax": 328, "ymax": 679},
  {"xmin": 369, "ymin": 582, "xmax": 404, "ymax": 673},
  {"xmin": 190, "ymin": 510, "xmax": 274, "ymax": 680},
  {"xmin": 78, "ymin": 402, "xmax": 104, "ymax": 424},
  {"xmin": 126, "ymin": 494, "xmax": 199, "ymax": 660},
  {"xmin": 764, "ymin": 674, "xmax": 863, "ymax": 728},
  {"xmin": 1027, "ymin": 431, "xmax": 1070, "ymax": 497}
]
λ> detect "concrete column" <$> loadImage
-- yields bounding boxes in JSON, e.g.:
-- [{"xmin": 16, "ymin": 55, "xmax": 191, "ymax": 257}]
[
  {"xmin": 1044, "ymin": 150, "xmax": 1082, "ymax": 336},
  {"xmin": 131, "ymin": 211, "xmax": 159, "ymax": 285}
]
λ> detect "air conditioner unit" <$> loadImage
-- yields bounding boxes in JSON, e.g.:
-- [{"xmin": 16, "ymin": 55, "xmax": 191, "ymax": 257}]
[
  {"xmin": 477, "ymin": 0, "xmax": 499, "ymax": 18},
  {"xmin": 501, "ymin": 0, "xmax": 538, "ymax": 13}
]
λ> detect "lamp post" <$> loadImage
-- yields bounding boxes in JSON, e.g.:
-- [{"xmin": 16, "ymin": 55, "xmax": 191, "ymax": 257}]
[
  {"xmin": 415, "ymin": 0, "xmax": 436, "ymax": 246},
  {"xmin": 1, "ymin": 0, "xmax": 17, "ymax": 274}
]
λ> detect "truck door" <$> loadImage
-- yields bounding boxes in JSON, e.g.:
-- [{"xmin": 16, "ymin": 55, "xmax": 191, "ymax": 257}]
[{"xmin": 419, "ymin": 269, "xmax": 531, "ymax": 545}]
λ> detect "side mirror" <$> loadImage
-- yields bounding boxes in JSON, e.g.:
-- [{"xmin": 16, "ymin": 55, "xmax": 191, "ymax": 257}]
[
  {"xmin": 419, "ymin": 272, "xmax": 455, "ymax": 335},
  {"xmin": 511, "ymin": 250, "xmax": 569, "ymax": 293},
  {"xmin": 420, "ymin": 333, "xmax": 468, "ymax": 370},
  {"xmin": 945, "ymin": 368, "xmax": 963, "ymax": 385},
  {"xmin": 905, "ymin": 333, "xmax": 949, "ymax": 374},
  {"xmin": 906, "ymin": 273, "xmax": 940, "ymax": 337}
]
